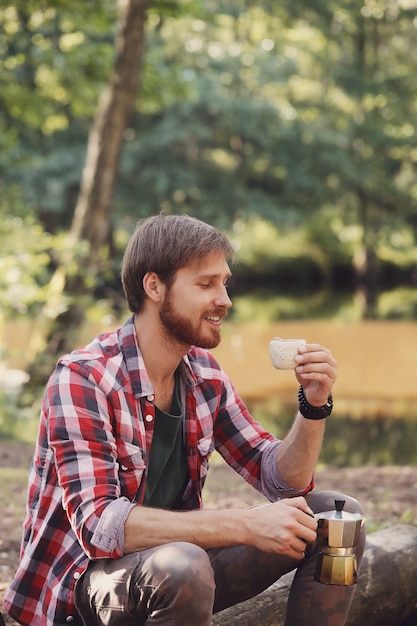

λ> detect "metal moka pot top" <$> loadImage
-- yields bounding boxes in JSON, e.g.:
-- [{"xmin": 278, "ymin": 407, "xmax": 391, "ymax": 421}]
[{"xmin": 315, "ymin": 500, "xmax": 365, "ymax": 550}]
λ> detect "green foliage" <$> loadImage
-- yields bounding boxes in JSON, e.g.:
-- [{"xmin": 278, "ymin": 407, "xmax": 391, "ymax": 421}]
[
  {"xmin": 1, "ymin": 0, "xmax": 417, "ymax": 321},
  {"xmin": 0, "ymin": 391, "xmax": 38, "ymax": 440},
  {"xmin": 228, "ymin": 289, "xmax": 363, "ymax": 322},
  {"xmin": 0, "ymin": 189, "xmax": 53, "ymax": 315},
  {"xmin": 0, "ymin": 1, "xmax": 116, "ymax": 226},
  {"xmin": 119, "ymin": 0, "xmax": 417, "ymax": 251},
  {"xmin": 399, "ymin": 509, "xmax": 417, "ymax": 526},
  {"xmin": 377, "ymin": 288, "xmax": 417, "ymax": 320},
  {"xmin": 0, "ymin": 186, "xmax": 95, "ymax": 319}
]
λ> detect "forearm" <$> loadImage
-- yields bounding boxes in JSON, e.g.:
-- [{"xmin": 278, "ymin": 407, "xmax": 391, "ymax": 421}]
[
  {"xmin": 275, "ymin": 411, "xmax": 325, "ymax": 490},
  {"xmin": 124, "ymin": 497, "xmax": 318, "ymax": 561},
  {"xmin": 124, "ymin": 505, "xmax": 249, "ymax": 553}
]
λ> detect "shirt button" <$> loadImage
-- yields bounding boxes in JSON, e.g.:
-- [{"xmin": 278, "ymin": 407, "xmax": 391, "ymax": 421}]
[
  {"xmin": 121, "ymin": 464, "xmax": 128, "ymax": 471},
  {"xmin": 66, "ymin": 617, "xmax": 74, "ymax": 623},
  {"xmin": 147, "ymin": 394, "xmax": 154, "ymax": 402},
  {"xmin": 145, "ymin": 414, "xmax": 153, "ymax": 423},
  {"xmin": 73, "ymin": 571, "xmax": 81, "ymax": 580}
]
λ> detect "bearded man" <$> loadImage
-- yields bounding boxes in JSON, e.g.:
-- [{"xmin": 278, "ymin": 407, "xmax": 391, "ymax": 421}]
[{"xmin": 4, "ymin": 214, "xmax": 364, "ymax": 626}]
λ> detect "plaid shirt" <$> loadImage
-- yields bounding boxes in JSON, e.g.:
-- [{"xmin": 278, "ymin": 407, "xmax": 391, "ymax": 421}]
[{"xmin": 4, "ymin": 316, "xmax": 311, "ymax": 625}]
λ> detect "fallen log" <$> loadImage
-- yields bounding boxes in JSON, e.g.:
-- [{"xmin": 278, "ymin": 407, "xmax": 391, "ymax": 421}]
[{"xmin": 213, "ymin": 524, "xmax": 417, "ymax": 626}]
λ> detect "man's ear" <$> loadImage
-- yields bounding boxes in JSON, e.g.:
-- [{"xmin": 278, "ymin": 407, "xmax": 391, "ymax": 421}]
[{"xmin": 142, "ymin": 271, "xmax": 164, "ymax": 302}]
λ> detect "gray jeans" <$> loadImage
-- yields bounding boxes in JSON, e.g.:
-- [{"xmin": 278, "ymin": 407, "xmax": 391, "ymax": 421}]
[{"xmin": 74, "ymin": 491, "xmax": 365, "ymax": 626}]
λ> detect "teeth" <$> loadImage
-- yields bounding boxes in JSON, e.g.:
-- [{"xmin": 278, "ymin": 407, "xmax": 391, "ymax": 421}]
[{"xmin": 207, "ymin": 316, "xmax": 220, "ymax": 321}]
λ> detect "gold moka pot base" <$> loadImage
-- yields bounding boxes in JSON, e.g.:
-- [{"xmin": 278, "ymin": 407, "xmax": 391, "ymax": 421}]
[{"xmin": 315, "ymin": 549, "xmax": 358, "ymax": 586}]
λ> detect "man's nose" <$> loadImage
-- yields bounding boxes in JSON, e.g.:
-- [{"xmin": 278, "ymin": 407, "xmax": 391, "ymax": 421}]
[{"xmin": 215, "ymin": 285, "xmax": 232, "ymax": 309}]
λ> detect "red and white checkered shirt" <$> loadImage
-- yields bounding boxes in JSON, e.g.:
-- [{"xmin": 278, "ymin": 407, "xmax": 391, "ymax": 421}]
[{"xmin": 4, "ymin": 316, "xmax": 311, "ymax": 625}]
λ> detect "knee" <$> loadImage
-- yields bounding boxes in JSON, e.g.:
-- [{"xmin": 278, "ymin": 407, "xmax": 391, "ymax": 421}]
[
  {"xmin": 144, "ymin": 541, "xmax": 215, "ymax": 594},
  {"xmin": 306, "ymin": 490, "xmax": 364, "ymax": 516}
]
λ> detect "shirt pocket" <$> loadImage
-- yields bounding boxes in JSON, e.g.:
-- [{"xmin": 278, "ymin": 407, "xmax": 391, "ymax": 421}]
[{"xmin": 116, "ymin": 440, "xmax": 146, "ymax": 501}]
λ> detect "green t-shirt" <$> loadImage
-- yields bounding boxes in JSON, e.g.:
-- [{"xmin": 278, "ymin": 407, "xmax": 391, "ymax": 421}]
[{"xmin": 143, "ymin": 373, "xmax": 189, "ymax": 509}]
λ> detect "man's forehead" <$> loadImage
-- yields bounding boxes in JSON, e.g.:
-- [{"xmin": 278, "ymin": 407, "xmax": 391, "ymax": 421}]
[{"xmin": 181, "ymin": 253, "xmax": 232, "ymax": 277}]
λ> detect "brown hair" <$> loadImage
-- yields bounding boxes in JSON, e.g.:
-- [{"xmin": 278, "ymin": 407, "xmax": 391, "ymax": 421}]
[{"xmin": 121, "ymin": 214, "xmax": 235, "ymax": 313}]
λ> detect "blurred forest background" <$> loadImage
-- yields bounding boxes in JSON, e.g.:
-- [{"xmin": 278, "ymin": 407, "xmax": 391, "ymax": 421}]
[
  {"xmin": 2, "ymin": 6, "xmax": 417, "ymax": 624},
  {"xmin": 1, "ymin": 0, "xmax": 417, "ymax": 441}
]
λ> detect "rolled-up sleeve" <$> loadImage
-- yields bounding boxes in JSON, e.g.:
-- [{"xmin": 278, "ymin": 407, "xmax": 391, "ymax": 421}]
[
  {"xmin": 91, "ymin": 497, "xmax": 136, "ymax": 555},
  {"xmin": 260, "ymin": 441, "xmax": 314, "ymax": 501}
]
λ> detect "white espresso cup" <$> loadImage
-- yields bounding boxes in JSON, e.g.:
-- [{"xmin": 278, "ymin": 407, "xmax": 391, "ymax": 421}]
[{"xmin": 269, "ymin": 338, "xmax": 307, "ymax": 370}]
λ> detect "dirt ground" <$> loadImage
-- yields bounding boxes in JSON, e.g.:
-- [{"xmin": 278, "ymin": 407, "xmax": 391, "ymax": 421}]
[{"xmin": 0, "ymin": 440, "xmax": 416, "ymax": 625}]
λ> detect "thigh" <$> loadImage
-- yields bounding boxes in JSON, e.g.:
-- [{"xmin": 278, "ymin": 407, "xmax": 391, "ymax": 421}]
[
  {"xmin": 75, "ymin": 542, "xmax": 215, "ymax": 626},
  {"xmin": 77, "ymin": 543, "xmax": 291, "ymax": 621},
  {"xmin": 75, "ymin": 551, "xmax": 145, "ymax": 626},
  {"xmin": 209, "ymin": 542, "xmax": 299, "ymax": 613}
]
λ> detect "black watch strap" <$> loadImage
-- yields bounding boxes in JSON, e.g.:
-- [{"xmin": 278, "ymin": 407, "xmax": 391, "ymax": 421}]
[{"xmin": 298, "ymin": 385, "xmax": 333, "ymax": 420}]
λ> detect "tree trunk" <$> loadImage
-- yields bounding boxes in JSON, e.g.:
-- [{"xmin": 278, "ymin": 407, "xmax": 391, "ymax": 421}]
[
  {"xmin": 354, "ymin": 192, "xmax": 380, "ymax": 320},
  {"xmin": 70, "ymin": 0, "xmax": 148, "ymax": 257},
  {"xmin": 25, "ymin": 0, "xmax": 148, "ymax": 393},
  {"xmin": 213, "ymin": 525, "xmax": 417, "ymax": 626}
]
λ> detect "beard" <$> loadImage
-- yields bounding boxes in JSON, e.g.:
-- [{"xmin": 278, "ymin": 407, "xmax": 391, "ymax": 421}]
[{"xmin": 159, "ymin": 291, "xmax": 224, "ymax": 349}]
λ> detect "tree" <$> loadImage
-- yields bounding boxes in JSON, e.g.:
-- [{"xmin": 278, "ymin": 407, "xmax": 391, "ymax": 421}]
[
  {"xmin": 273, "ymin": 0, "xmax": 417, "ymax": 315},
  {"xmin": 2, "ymin": 0, "xmax": 417, "ymax": 340},
  {"xmin": 26, "ymin": 0, "xmax": 148, "ymax": 390},
  {"xmin": 0, "ymin": 1, "xmax": 118, "ymax": 230},
  {"xmin": 116, "ymin": 0, "xmax": 417, "ymax": 311}
]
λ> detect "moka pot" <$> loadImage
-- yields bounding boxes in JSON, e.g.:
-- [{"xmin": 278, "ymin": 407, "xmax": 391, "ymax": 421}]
[{"xmin": 314, "ymin": 499, "xmax": 365, "ymax": 586}]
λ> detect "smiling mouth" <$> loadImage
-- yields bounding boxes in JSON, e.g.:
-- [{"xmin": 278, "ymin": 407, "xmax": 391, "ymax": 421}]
[
  {"xmin": 205, "ymin": 315, "xmax": 221, "ymax": 322},
  {"xmin": 204, "ymin": 309, "xmax": 228, "ymax": 324}
]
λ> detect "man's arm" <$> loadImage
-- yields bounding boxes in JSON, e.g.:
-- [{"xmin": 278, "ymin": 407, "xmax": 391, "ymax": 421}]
[
  {"xmin": 275, "ymin": 342, "xmax": 337, "ymax": 490},
  {"xmin": 124, "ymin": 495, "xmax": 317, "ymax": 560}
]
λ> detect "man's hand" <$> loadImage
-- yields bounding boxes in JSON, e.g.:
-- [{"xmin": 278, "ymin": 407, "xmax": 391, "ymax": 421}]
[
  {"xmin": 294, "ymin": 343, "xmax": 337, "ymax": 406},
  {"xmin": 245, "ymin": 496, "xmax": 317, "ymax": 560}
]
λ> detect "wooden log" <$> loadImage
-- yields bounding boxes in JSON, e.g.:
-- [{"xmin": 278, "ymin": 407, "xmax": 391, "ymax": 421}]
[{"xmin": 213, "ymin": 525, "xmax": 417, "ymax": 626}]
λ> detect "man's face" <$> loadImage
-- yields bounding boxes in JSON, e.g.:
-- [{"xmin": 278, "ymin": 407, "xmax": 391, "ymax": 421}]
[{"xmin": 159, "ymin": 252, "xmax": 232, "ymax": 349}]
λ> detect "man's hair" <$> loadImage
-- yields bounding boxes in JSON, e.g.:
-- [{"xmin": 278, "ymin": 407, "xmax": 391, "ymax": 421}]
[{"xmin": 121, "ymin": 213, "xmax": 235, "ymax": 313}]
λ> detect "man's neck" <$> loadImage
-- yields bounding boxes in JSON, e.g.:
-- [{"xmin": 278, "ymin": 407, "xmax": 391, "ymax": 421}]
[{"xmin": 133, "ymin": 312, "xmax": 188, "ymax": 386}]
